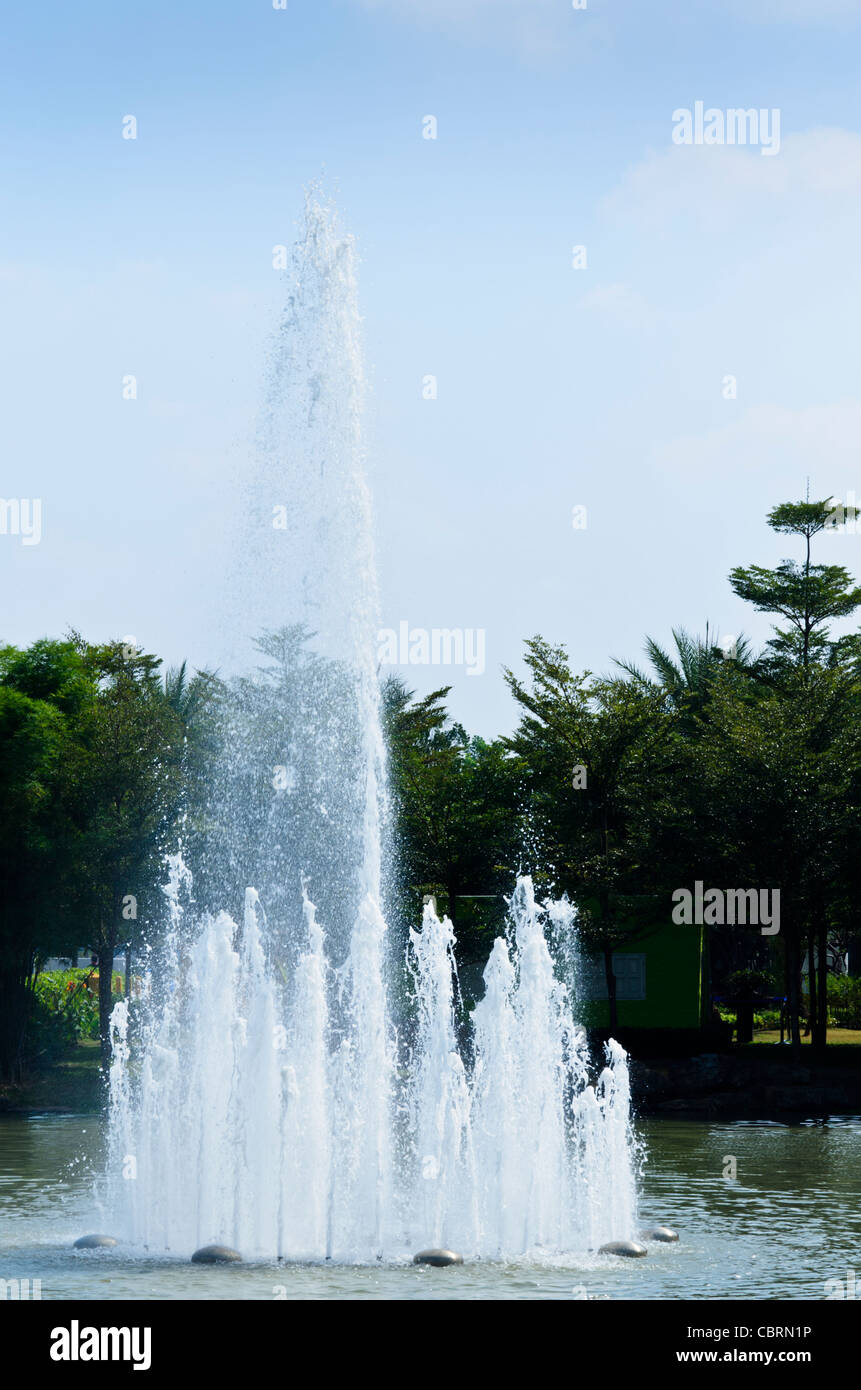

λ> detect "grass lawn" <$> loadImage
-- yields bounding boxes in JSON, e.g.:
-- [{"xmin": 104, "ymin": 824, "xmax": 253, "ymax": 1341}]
[{"xmin": 751, "ymin": 1028, "xmax": 861, "ymax": 1047}]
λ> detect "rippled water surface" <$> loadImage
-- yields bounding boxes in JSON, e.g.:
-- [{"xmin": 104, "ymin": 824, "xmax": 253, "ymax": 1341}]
[{"xmin": 1, "ymin": 1112, "xmax": 859, "ymax": 1300}]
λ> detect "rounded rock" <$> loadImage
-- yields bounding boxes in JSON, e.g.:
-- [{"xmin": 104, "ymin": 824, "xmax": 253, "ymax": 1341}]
[
  {"xmin": 412, "ymin": 1249, "xmax": 464, "ymax": 1267},
  {"xmin": 598, "ymin": 1240, "xmax": 648, "ymax": 1258},
  {"xmin": 641, "ymin": 1225, "xmax": 679, "ymax": 1243},
  {"xmin": 191, "ymin": 1245, "xmax": 243, "ymax": 1264},
  {"xmin": 73, "ymin": 1234, "xmax": 118, "ymax": 1249}
]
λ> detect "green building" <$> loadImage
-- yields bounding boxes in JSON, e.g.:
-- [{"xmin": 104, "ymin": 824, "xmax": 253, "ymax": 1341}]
[
  {"xmin": 448, "ymin": 894, "xmax": 712, "ymax": 1045},
  {"xmin": 580, "ymin": 920, "xmax": 707, "ymax": 1032}
]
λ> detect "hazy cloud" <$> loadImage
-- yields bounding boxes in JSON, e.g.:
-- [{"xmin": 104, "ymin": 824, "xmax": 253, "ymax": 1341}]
[
  {"xmin": 354, "ymin": 0, "xmax": 861, "ymax": 51},
  {"xmin": 727, "ymin": 0, "xmax": 861, "ymax": 23},
  {"xmin": 354, "ymin": 0, "xmax": 593, "ymax": 55},
  {"xmin": 581, "ymin": 282, "xmax": 654, "ymax": 326},
  {"xmin": 603, "ymin": 129, "xmax": 861, "ymax": 230},
  {"xmin": 653, "ymin": 402, "xmax": 861, "ymax": 483}
]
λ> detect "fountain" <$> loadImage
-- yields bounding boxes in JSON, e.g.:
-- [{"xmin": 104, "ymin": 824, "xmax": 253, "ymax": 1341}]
[{"xmin": 103, "ymin": 191, "xmax": 640, "ymax": 1264}]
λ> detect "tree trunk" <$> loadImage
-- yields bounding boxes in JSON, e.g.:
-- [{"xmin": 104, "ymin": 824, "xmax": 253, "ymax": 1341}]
[
  {"xmin": 813, "ymin": 919, "xmax": 829, "ymax": 1056},
  {"xmin": 787, "ymin": 928, "xmax": 802, "ymax": 1059},
  {"xmin": 736, "ymin": 1000, "xmax": 754, "ymax": 1045},
  {"xmin": 603, "ymin": 944, "xmax": 618, "ymax": 1035},
  {"xmin": 98, "ymin": 938, "xmax": 116, "ymax": 1067},
  {"xmin": 700, "ymin": 922, "xmax": 711, "ymax": 1029},
  {"xmin": 124, "ymin": 943, "xmax": 131, "ymax": 999},
  {"xmin": 806, "ymin": 928, "xmax": 816, "ymax": 1038},
  {"xmin": 0, "ymin": 960, "xmax": 33, "ymax": 1083}
]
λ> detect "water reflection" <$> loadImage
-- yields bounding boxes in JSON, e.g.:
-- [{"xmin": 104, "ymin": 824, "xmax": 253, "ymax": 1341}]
[{"xmin": 1, "ymin": 1113, "xmax": 858, "ymax": 1300}]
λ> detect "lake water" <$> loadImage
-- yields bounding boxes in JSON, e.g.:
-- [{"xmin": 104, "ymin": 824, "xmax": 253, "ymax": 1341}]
[{"xmin": 1, "ymin": 1112, "xmax": 859, "ymax": 1300}]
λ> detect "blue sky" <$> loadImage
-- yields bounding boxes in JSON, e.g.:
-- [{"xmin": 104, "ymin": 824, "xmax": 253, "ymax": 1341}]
[{"xmin": 3, "ymin": 0, "xmax": 861, "ymax": 731}]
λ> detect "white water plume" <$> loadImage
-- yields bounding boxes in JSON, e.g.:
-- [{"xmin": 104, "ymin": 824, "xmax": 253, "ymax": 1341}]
[{"xmin": 104, "ymin": 192, "xmax": 639, "ymax": 1264}]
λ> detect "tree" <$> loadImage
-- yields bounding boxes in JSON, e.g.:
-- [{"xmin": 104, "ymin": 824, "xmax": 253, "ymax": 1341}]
[
  {"xmin": 730, "ymin": 499, "xmax": 861, "ymax": 671},
  {"xmin": 724, "ymin": 497, "xmax": 861, "ymax": 1054},
  {"xmin": 695, "ymin": 664, "xmax": 861, "ymax": 1055},
  {"xmin": 0, "ymin": 640, "xmax": 92, "ymax": 1080},
  {"xmin": 504, "ymin": 638, "xmax": 679, "ymax": 1032},
  {"xmin": 0, "ymin": 636, "xmax": 221, "ymax": 1076},
  {"xmin": 185, "ymin": 626, "xmax": 372, "ymax": 952},
  {"xmin": 61, "ymin": 638, "xmax": 190, "ymax": 1062},
  {"xmin": 617, "ymin": 624, "xmax": 755, "ymax": 726},
  {"xmin": 383, "ymin": 676, "xmax": 523, "ymax": 960}
]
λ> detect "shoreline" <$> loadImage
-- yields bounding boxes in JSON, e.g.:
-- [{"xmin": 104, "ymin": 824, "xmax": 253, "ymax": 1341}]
[
  {"xmin": 633, "ymin": 1050, "xmax": 861, "ymax": 1117},
  {"xmin": 2, "ymin": 1041, "xmax": 861, "ymax": 1121}
]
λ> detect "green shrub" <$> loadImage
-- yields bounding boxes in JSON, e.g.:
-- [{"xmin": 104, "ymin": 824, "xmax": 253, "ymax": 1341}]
[
  {"xmin": 826, "ymin": 974, "xmax": 861, "ymax": 1029},
  {"xmin": 724, "ymin": 969, "xmax": 773, "ymax": 1000},
  {"xmin": 27, "ymin": 969, "xmax": 107, "ymax": 1063}
]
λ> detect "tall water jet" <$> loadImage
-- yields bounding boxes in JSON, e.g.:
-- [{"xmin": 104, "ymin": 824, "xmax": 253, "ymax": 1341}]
[{"xmin": 104, "ymin": 191, "xmax": 641, "ymax": 1264}]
